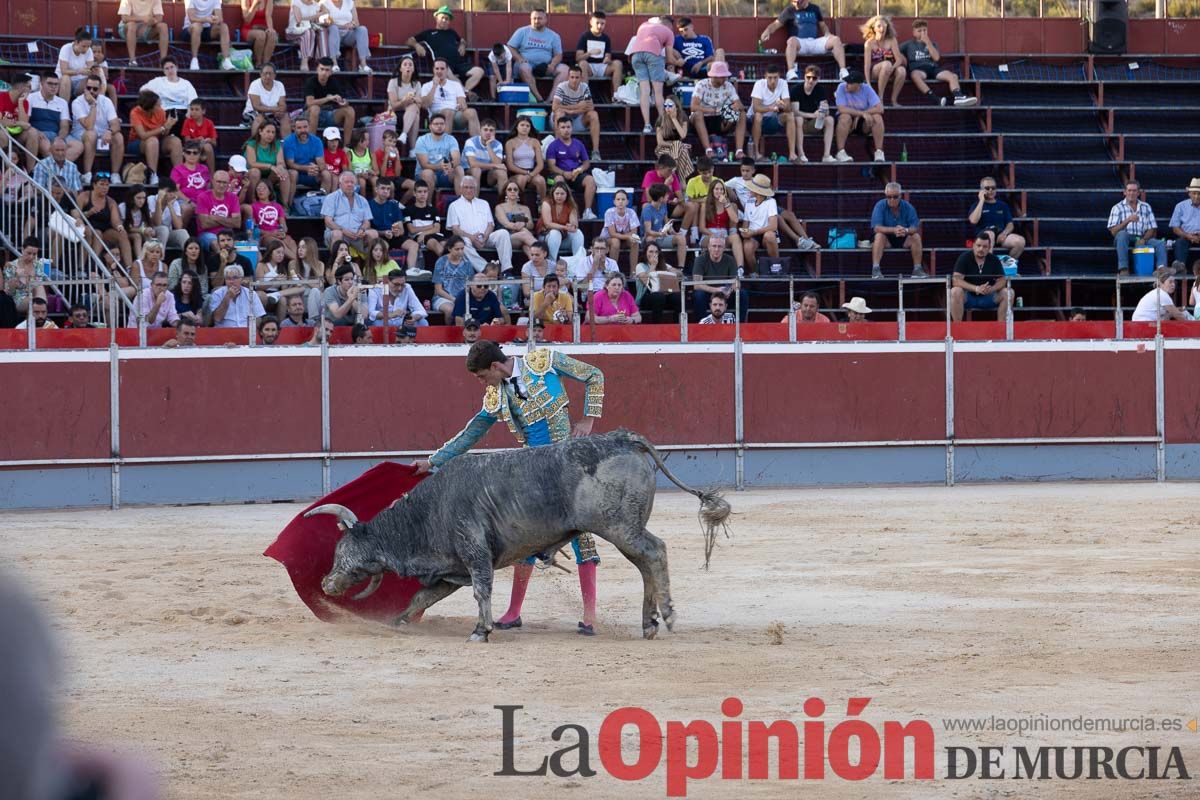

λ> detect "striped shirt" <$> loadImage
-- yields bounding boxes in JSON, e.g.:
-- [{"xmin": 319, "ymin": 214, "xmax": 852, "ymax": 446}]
[{"xmin": 1107, "ymin": 199, "xmax": 1158, "ymax": 238}]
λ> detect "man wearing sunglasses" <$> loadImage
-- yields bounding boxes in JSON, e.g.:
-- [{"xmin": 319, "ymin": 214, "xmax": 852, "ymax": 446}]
[
  {"xmin": 70, "ymin": 76, "xmax": 124, "ymax": 185},
  {"xmin": 420, "ymin": 58, "xmax": 479, "ymax": 137},
  {"xmin": 968, "ymin": 177, "xmax": 1025, "ymax": 261}
]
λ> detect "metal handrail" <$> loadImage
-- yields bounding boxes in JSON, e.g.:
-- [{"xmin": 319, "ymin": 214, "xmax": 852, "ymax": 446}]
[{"xmin": 0, "ymin": 136, "xmax": 137, "ymax": 329}]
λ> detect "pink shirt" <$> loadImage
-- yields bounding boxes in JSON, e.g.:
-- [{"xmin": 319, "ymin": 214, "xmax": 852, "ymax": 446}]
[
  {"xmin": 171, "ymin": 162, "xmax": 210, "ymax": 203},
  {"xmin": 592, "ymin": 289, "xmax": 638, "ymax": 319},
  {"xmin": 195, "ymin": 190, "xmax": 237, "ymax": 235},
  {"xmin": 251, "ymin": 201, "xmax": 286, "ymax": 232},
  {"xmin": 629, "ymin": 22, "xmax": 673, "ymax": 56},
  {"xmin": 641, "ymin": 169, "xmax": 682, "ymax": 200}
]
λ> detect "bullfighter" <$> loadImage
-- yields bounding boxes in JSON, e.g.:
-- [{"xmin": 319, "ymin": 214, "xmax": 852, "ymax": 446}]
[{"xmin": 415, "ymin": 340, "xmax": 605, "ymax": 635}]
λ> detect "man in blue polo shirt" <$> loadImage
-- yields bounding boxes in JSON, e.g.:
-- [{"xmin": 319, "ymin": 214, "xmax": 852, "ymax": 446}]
[
  {"xmin": 508, "ymin": 9, "xmax": 568, "ymax": 102},
  {"xmin": 870, "ymin": 181, "xmax": 925, "ymax": 279},
  {"xmin": 282, "ymin": 117, "xmax": 332, "ymax": 195}
]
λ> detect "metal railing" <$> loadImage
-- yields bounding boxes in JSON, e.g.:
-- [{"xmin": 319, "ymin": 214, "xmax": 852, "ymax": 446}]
[{"xmin": 0, "ymin": 137, "xmax": 136, "ymax": 331}]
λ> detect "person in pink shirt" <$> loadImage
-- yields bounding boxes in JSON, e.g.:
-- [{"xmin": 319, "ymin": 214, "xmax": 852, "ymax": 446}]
[
  {"xmin": 628, "ymin": 15, "xmax": 676, "ymax": 133},
  {"xmin": 246, "ymin": 179, "xmax": 297, "ymax": 259},
  {"xmin": 640, "ymin": 153, "xmax": 692, "ymax": 230},
  {"xmin": 591, "ymin": 271, "xmax": 641, "ymax": 324},
  {"xmin": 170, "ymin": 140, "xmax": 211, "ymax": 205},
  {"xmin": 195, "ymin": 170, "xmax": 242, "ymax": 252}
]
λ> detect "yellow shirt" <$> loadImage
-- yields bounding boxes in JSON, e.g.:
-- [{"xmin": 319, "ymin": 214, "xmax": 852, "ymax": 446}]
[
  {"xmin": 532, "ymin": 289, "xmax": 574, "ymax": 324},
  {"xmin": 685, "ymin": 174, "xmax": 713, "ymax": 202}
]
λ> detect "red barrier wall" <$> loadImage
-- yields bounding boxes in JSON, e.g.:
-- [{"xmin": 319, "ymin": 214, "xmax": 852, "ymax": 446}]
[{"xmin": 3, "ymin": 344, "xmax": 1197, "ymax": 465}]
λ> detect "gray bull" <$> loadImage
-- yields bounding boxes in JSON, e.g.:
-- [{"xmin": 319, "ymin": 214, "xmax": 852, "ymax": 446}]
[{"xmin": 308, "ymin": 430, "xmax": 731, "ymax": 642}]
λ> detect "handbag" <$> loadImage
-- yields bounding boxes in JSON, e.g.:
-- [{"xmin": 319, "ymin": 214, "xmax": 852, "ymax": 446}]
[
  {"xmin": 49, "ymin": 210, "xmax": 84, "ymax": 243},
  {"xmin": 827, "ymin": 227, "xmax": 857, "ymax": 249}
]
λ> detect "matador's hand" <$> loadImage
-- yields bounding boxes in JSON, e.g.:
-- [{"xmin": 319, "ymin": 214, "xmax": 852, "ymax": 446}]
[{"xmin": 572, "ymin": 418, "xmax": 595, "ymax": 438}]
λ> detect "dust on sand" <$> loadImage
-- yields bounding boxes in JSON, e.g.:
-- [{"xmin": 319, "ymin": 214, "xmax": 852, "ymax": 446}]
[{"xmin": 4, "ymin": 482, "xmax": 1199, "ymax": 798}]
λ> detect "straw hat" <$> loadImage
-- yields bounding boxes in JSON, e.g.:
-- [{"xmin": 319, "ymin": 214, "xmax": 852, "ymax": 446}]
[
  {"xmin": 1187, "ymin": 177, "xmax": 1200, "ymax": 192},
  {"xmin": 746, "ymin": 174, "xmax": 775, "ymax": 198},
  {"xmin": 842, "ymin": 297, "xmax": 872, "ymax": 315}
]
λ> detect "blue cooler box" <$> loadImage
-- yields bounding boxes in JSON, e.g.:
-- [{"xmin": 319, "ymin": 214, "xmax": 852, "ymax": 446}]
[
  {"xmin": 498, "ymin": 84, "xmax": 532, "ymax": 104},
  {"xmin": 1132, "ymin": 246, "xmax": 1155, "ymax": 275},
  {"xmin": 517, "ymin": 108, "xmax": 547, "ymax": 132},
  {"xmin": 596, "ymin": 187, "xmax": 633, "ymax": 218}
]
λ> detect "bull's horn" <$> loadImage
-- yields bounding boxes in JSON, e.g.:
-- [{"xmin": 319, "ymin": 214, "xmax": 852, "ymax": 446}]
[
  {"xmin": 304, "ymin": 504, "xmax": 360, "ymax": 530},
  {"xmin": 353, "ymin": 573, "xmax": 383, "ymax": 600}
]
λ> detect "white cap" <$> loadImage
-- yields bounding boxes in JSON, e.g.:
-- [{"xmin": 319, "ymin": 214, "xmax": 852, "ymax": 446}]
[
  {"xmin": 227, "ymin": 155, "xmax": 248, "ymax": 173},
  {"xmin": 323, "ymin": 126, "xmax": 342, "ymax": 141}
]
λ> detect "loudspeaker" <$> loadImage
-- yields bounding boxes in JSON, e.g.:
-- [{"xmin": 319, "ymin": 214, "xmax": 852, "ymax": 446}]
[{"xmin": 1089, "ymin": 0, "xmax": 1128, "ymax": 55}]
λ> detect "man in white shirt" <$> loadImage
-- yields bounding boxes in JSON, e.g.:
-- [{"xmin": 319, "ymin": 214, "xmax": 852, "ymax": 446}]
[
  {"xmin": 749, "ymin": 64, "xmax": 796, "ymax": 162},
  {"xmin": 182, "ymin": 0, "xmax": 235, "ymax": 71},
  {"xmin": 207, "ymin": 264, "xmax": 266, "ymax": 328},
  {"xmin": 446, "ymin": 175, "xmax": 513, "ymax": 273},
  {"xmin": 70, "ymin": 75, "xmax": 124, "ymax": 185},
  {"xmin": 421, "ymin": 58, "xmax": 479, "ymax": 136},
  {"xmin": 56, "ymin": 28, "xmax": 95, "ymax": 101},
  {"xmin": 369, "ymin": 269, "xmax": 429, "ymax": 332},
  {"xmin": 243, "ymin": 63, "xmax": 290, "ymax": 138},
  {"xmin": 573, "ymin": 239, "xmax": 619, "ymax": 293},
  {"xmin": 142, "ymin": 57, "xmax": 199, "ymax": 113}
]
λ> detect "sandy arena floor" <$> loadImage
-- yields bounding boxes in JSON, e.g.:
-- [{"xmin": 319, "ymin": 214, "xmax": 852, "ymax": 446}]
[{"xmin": 4, "ymin": 482, "xmax": 1200, "ymax": 799}]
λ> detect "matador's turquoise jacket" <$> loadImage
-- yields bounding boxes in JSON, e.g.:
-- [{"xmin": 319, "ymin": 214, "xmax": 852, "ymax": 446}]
[{"xmin": 428, "ymin": 347, "xmax": 605, "ymax": 467}]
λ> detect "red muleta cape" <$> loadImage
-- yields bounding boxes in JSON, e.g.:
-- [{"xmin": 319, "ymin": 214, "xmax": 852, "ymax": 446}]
[{"xmin": 264, "ymin": 461, "xmax": 427, "ymax": 623}]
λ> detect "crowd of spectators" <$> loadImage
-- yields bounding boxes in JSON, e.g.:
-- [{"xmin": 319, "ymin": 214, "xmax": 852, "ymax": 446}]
[{"xmin": 2, "ymin": 7, "xmax": 1197, "ymax": 341}]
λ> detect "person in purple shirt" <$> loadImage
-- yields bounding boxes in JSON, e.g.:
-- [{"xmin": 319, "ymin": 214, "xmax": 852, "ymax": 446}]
[
  {"xmin": 833, "ymin": 71, "xmax": 886, "ymax": 164},
  {"xmin": 544, "ymin": 116, "xmax": 596, "ymax": 219}
]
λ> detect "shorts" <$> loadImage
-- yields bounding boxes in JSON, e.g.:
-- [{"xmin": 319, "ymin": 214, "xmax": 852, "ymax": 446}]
[
  {"xmin": 684, "ymin": 61, "xmax": 710, "ymax": 77},
  {"xmin": 849, "ymin": 116, "xmax": 878, "ymax": 136},
  {"xmin": 431, "ymin": 295, "xmax": 454, "ymax": 312},
  {"xmin": 117, "ymin": 20, "xmax": 161, "ymax": 41},
  {"xmin": 789, "ymin": 36, "xmax": 830, "ymax": 57},
  {"xmin": 963, "ymin": 290, "xmax": 999, "ymax": 310},
  {"xmin": 702, "ymin": 114, "xmax": 729, "ymax": 135},
  {"xmin": 908, "ymin": 61, "xmax": 942, "ymax": 79},
  {"xmin": 243, "ymin": 110, "xmax": 282, "ymax": 126},
  {"xmin": 316, "ymin": 108, "xmax": 337, "ymax": 128},
  {"xmin": 799, "ymin": 117, "xmax": 826, "ymax": 134},
  {"xmin": 183, "ymin": 25, "xmax": 220, "ymax": 41},
  {"xmin": 758, "ymin": 112, "xmax": 784, "ymax": 135},
  {"xmin": 652, "ymin": 234, "xmax": 678, "ymax": 251},
  {"xmin": 568, "ymin": 112, "xmax": 592, "ymax": 133},
  {"xmin": 528, "ymin": 63, "xmax": 554, "ymax": 78},
  {"xmin": 586, "ymin": 62, "xmax": 609, "ymax": 79},
  {"xmin": 558, "ymin": 171, "xmax": 591, "ymax": 194},
  {"xmin": 197, "ymin": 231, "xmax": 219, "ymax": 250},
  {"xmin": 884, "ymin": 233, "xmax": 913, "ymax": 249},
  {"xmin": 631, "ymin": 51, "xmax": 667, "ymax": 84},
  {"xmin": 295, "ymin": 171, "xmax": 320, "ymax": 187}
]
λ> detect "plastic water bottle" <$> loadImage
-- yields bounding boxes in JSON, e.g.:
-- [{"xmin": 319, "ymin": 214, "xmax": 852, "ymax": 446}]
[
  {"xmin": 246, "ymin": 218, "xmax": 259, "ymax": 244},
  {"xmin": 37, "ymin": 258, "xmax": 51, "ymax": 279},
  {"xmin": 900, "ymin": 143, "xmax": 908, "ymax": 162},
  {"xmin": 500, "ymin": 284, "xmax": 515, "ymax": 309}
]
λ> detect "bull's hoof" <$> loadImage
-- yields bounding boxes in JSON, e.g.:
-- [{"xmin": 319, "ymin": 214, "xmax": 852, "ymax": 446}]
[
  {"xmin": 642, "ymin": 619, "xmax": 659, "ymax": 640},
  {"xmin": 663, "ymin": 610, "xmax": 676, "ymax": 632},
  {"xmin": 467, "ymin": 631, "xmax": 490, "ymax": 643}
]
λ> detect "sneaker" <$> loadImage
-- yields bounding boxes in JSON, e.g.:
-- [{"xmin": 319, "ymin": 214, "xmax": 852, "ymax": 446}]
[
  {"xmin": 109, "ymin": 174, "xmax": 122, "ymax": 186},
  {"xmin": 591, "ymin": 149, "xmax": 602, "ymax": 162},
  {"xmin": 189, "ymin": 57, "xmax": 200, "ymax": 71},
  {"xmin": 406, "ymin": 266, "xmax": 432, "ymax": 279},
  {"xmin": 874, "ymin": 149, "xmax": 886, "ymax": 162},
  {"xmin": 939, "ymin": 96, "xmax": 949, "ymax": 107},
  {"xmin": 81, "ymin": 171, "xmax": 92, "ymax": 185},
  {"xmin": 332, "ymin": 64, "xmax": 341, "ymax": 72},
  {"xmin": 911, "ymin": 265, "xmax": 928, "ymax": 278},
  {"xmin": 838, "ymin": 67, "xmax": 849, "ymax": 79},
  {"xmin": 642, "ymin": 124, "xmax": 653, "ymax": 134},
  {"xmin": 953, "ymin": 94, "xmax": 978, "ymax": 107},
  {"xmin": 361, "ymin": 62, "xmax": 372, "ymax": 73},
  {"xmin": 821, "ymin": 154, "xmax": 836, "ymax": 163},
  {"xmin": 581, "ymin": 209, "xmax": 597, "ymax": 222},
  {"xmin": 796, "ymin": 236, "xmax": 820, "ymax": 251},
  {"xmin": 795, "ymin": 153, "xmax": 809, "ymax": 163},
  {"xmin": 834, "ymin": 150, "xmax": 853, "ymax": 162},
  {"xmin": 148, "ymin": 172, "xmax": 159, "ymax": 186},
  {"xmin": 871, "ymin": 265, "xmax": 884, "ymax": 279},
  {"xmin": 786, "ymin": 67, "xmax": 799, "ymax": 81},
  {"xmin": 398, "ymin": 132, "xmax": 408, "ymax": 146},
  {"xmin": 129, "ymin": 57, "xmax": 138, "ymax": 67},
  {"xmin": 219, "ymin": 57, "xmax": 235, "ymax": 71}
]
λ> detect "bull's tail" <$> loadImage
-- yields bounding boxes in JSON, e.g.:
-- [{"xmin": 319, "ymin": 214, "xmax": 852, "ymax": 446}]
[{"xmin": 618, "ymin": 430, "xmax": 732, "ymax": 569}]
